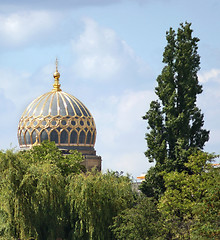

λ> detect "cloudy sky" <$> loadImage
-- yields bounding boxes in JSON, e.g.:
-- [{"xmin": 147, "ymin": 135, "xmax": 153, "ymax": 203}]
[{"xmin": 0, "ymin": 0, "xmax": 220, "ymax": 178}]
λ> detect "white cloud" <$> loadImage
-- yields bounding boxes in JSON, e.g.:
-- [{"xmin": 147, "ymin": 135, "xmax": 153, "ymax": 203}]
[
  {"xmin": 70, "ymin": 19, "xmax": 154, "ymax": 176},
  {"xmin": 72, "ymin": 18, "xmax": 149, "ymax": 82},
  {"xmin": 95, "ymin": 90, "xmax": 155, "ymax": 144},
  {"xmin": 198, "ymin": 69, "xmax": 220, "ymax": 83},
  {"xmin": 0, "ymin": 11, "xmax": 60, "ymax": 47},
  {"xmin": 116, "ymin": 90, "xmax": 154, "ymax": 131},
  {"xmin": 198, "ymin": 69, "xmax": 220, "ymax": 114},
  {"xmin": 94, "ymin": 89, "xmax": 155, "ymax": 177},
  {"xmin": 0, "ymin": 63, "xmax": 56, "ymax": 110},
  {"xmin": 196, "ymin": 69, "xmax": 220, "ymax": 155}
]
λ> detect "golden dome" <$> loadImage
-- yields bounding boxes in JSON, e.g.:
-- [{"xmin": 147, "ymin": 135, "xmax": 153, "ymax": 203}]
[{"xmin": 17, "ymin": 64, "xmax": 96, "ymax": 151}]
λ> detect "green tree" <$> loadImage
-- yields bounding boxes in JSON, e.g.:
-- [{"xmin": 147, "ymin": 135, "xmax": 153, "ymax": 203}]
[
  {"xmin": 111, "ymin": 196, "xmax": 162, "ymax": 240},
  {"xmin": 141, "ymin": 22, "xmax": 209, "ymax": 199},
  {"xmin": 0, "ymin": 141, "xmax": 84, "ymax": 240},
  {"xmin": 0, "ymin": 143, "xmax": 137, "ymax": 240},
  {"xmin": 158, "ymin": 151, "xmax": 220, "ymax": 239},
  {"xmin": 68, "ymin": 171, "xmax": 135, "ymax": 240}
]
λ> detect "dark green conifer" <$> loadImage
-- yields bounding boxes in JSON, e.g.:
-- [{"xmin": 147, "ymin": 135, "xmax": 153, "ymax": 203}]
[{"xmin": 141, "ymin": 23, "xmax": 209, "ymax": 199}]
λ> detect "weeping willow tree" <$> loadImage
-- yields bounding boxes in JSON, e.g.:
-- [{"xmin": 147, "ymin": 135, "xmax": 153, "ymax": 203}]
[
  {"xmin": 0, "ymin": 141, "xmax": 84, "ymax": 240},
  {"xmin": 68, "ymin": 171, "xmax": 135, "ymax": 240},
  {"xmin": 0, "ymin": 143, "xmax": 136, "ymax": 240}
]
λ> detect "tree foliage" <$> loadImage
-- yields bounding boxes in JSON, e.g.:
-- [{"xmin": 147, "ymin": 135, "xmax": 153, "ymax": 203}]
[
  {"xmin": 141, "ymin": 22, "xmax": 209, "ymax": 199},
  {"xmin": 68, "ymin": 171, "xmax": 135, "ymax": 240},
  {"xmin": 158, "ymin": 151, "xmax": 220, "ymax": 239},
  {"xmin": 111, "ymin": 196, "xmax": 162, "ymax": 240},
  {"xmin": 0, "ymin": 142, "xmax": 136, "ymax": 240},
  {"xmin": 110, "ymin": 152, "xmax": 219, "ymax": 240},
  {"xmin": 0, "ymin": 141, "xmax": 84, "ymax": 240}
]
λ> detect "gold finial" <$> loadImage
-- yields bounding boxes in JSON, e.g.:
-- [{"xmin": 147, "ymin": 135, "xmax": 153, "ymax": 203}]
[{"xmin": 52, "ymin": 58, "xmax": 62, "ymax": 91}]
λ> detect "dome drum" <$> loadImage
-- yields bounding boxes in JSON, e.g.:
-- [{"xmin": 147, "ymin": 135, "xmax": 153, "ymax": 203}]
[
  {"xmin": 18, "ymin": 128, "xmax": 96, "ymax": 149},
  {"xmin": 18, "ymin": 114, "xmax": 96, "ymax": 149}
]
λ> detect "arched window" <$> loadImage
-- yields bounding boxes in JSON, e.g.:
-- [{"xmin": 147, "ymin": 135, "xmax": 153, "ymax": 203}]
[
  {"xmin": 25, "ymin": 130, "xmax": 31, "ymax": 145},
  {"xmin": 91, "ymin": 132, "xmax": 96, "ymax": 144},
  {"xmin": 86, "ymin": 131, "xmax": 92, "ymax": 144},
  {"xmin": 50, "ymin": 130, "xmax": 58, "ymax": 143},
  {"xmin": 60, "ymin": 130, "xmax": 68, "ymax": 144},
  {"xmin": 31, "ymin": 130, "xmax": 37, "ymax": 144},
  {"xmin": 79, "ymin": 131, "xmax": 86, "ymax": 144},
  {"xmin": 40, "ymin": 130, "xmax": 48, "ymax": 142},
  {"xmin": 20, "ymin": 130, "xmax": 25, "ymax": 145},
  {"xmin": 70, "ymin": 130, "xmax": 78, "ymax": 144}
]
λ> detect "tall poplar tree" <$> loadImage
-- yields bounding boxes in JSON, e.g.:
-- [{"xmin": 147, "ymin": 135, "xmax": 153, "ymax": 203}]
[{"xmin": 141, "ymin": 22, "xmax": 209, "ymax": 199}]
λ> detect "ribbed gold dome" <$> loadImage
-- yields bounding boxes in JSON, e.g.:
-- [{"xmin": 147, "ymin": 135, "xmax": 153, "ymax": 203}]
[{"xmin": 17, "ymin": 65, "xmax": 96, "ymax": 151}]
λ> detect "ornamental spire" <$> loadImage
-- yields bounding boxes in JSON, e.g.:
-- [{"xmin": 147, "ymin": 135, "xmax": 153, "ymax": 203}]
[{"xmin": 52, "ymin": 58, "xmax": 62, "ymax": 91}]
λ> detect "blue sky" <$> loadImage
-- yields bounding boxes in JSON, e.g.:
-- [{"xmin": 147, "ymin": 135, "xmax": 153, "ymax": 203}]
[{"xmin": 0, "ymin": 0, "xmax": 220, "ymax": 178}]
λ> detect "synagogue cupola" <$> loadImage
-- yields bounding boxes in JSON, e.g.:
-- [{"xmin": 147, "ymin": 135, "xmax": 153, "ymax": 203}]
[{"xmin": 17, "ymin": 60, "xmax": 101, "ymax": 170}]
